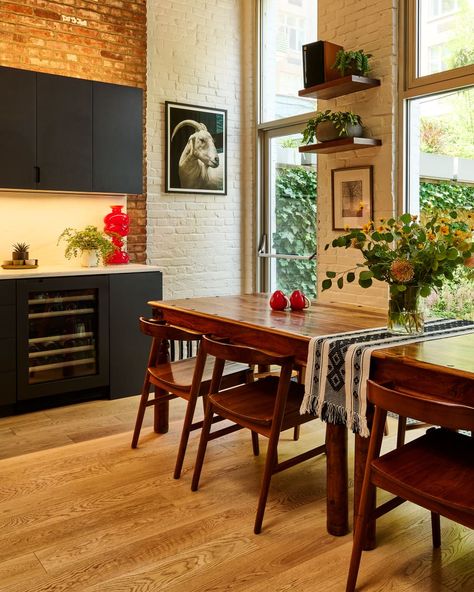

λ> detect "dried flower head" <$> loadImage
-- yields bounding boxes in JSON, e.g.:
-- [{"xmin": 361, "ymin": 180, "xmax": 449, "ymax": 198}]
[{"xmin": 390, "ymin": 259, "xmax": 415, "ymax": 283}]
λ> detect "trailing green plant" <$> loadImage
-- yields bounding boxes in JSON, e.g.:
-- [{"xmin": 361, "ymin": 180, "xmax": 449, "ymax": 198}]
[
  {"xmin": 302, "ymin": 110, "xmax": 362, "ymax": 144},
  {"xmin": 333, "ymin": 49, "xmax": 372, "ymax": 77},
  {"xmin": 272, "ymin": 166, "xmax": 317, "ymax": 298},
  {"xmin": 57, "ymin": 225, "xmax": 116, "ymax": 263}
]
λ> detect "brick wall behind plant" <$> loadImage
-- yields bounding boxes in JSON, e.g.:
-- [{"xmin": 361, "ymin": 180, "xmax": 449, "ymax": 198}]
[
  {"xmin": 0, "ymin": 0, "xmax": 147, "ymax": 262},
  {"xmin": 316, "ymin": 0, "xmax": 398, "ymax": 309}
]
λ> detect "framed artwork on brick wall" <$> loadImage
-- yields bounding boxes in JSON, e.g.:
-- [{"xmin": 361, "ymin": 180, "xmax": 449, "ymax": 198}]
[
  {"xmin": 165, "ymin": 101, "xmax": 227, "ymax": 195},
  {"xmin": 331, "ymin": 166, "xmax": 373, "ymax": 230}
]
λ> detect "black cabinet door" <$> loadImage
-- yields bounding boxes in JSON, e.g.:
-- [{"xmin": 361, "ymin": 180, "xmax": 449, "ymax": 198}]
[
  {"xmin": 93, "ymin": 82, "xmax": 143, "ymax": 194},
  {"xmin": 37, "ymin": 73, "xmax": 92, "ymax": 192},
  {"xmin": 0, "ymin": 67, "xmax": 36, "ymax": 189},
  {"xmin": 109, "ymin": 272, "xmax": 162, "ymax": 399}
]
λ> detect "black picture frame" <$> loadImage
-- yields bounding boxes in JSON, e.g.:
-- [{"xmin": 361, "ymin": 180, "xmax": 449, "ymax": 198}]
[
  {"xmin": 165, "ymin": 101, "xmax": 227, "ymax": 195},
  {"xmin": 331, "ymin": 166, "xmax": 374, "ymax": 230}
]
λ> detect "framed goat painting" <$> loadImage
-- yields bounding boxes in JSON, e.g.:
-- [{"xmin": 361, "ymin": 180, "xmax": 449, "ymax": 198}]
[{"xmin": 165, "ymin": 101, "xmax": 227, "ymax": 195}]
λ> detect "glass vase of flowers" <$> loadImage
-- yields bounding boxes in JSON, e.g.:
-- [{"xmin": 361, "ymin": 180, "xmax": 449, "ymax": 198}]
[{"xmin": 322, "ymin": 212, "xmax": 474, "ymax": 335}]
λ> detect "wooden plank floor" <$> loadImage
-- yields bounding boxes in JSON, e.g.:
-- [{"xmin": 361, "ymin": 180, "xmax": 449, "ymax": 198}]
[{"xmin": 0, "ymin": 396, "xmax": 472, "ymax": 592}]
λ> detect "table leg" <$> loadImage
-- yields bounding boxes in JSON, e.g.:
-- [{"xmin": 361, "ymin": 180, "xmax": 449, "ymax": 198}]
[
  {"xmin": 354, "ymin": 431, "xmax": 376, "ymax": 550},
  {"xmin": 325, "ymin": 422, "xmax": 349, "ymax": 536}
]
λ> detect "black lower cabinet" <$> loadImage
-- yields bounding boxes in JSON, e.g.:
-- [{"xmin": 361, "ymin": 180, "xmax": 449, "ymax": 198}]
[
  {"xmin": 0, "ymin": 281, "xmax": 17, "ymax": 406},
  {"xmin": 109, "ymin": 272, "xmax": 162, "ymax": 399},
  {"xmin": 0, "ymin": 271, "xmax": 162, "ymax": 414}
]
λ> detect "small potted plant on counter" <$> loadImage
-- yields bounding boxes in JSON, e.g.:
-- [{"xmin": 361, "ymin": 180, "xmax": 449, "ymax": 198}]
[
  {"xmin": 58, "ymin": 225, "xmax": 116, "ymax": 267},
  {"xmin": 333, "ymin": 49, "xmax": 373, "ymax": 77},
  {"xmin": 302, "ymin": 110, "xmax": 363, "ymax": 144},
  {"xmin": 11, "ymin": 242, "xmax": 30, "ymax": 265}
]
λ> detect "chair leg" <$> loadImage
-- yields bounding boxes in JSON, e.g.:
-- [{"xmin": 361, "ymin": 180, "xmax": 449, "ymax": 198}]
[
  {"xmin": 431, "ymin": 512, "xmax": 441, "ymax": 548},
  {"xmin": 174, "ymin": 394, "xmax": 200, "ymax": 480},
  {"xmin": 254, "ymin": 432, "xmax": 280, "ymax": 534},
  {"xmin": 131, "ymin": 374, "xmax": 151, "ymax": 449},
  {"xmin": 293, "ymin": 425, "xmax": 300, "ymax": 441},
  {"xmin": 154, "ymin": 387, "xmax": 169, "ymax": 434},
  {"xmin": 396, "ymin": 416, "xmax": 407, "ymax": 448},
  {"xmin": 346, "ymin": 480, "xmax": 376, "ymax": 592},
  {"xmin": 191, "ymin": 402, "xmax": 214, "ymax": 492},
  {"xmin": 251, "ymin": 431, "xmax": 260, "ymax": 456}
]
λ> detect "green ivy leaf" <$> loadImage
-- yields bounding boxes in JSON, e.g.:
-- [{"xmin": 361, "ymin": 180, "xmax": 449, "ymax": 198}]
[
  {"xmin": 322, "ymin": 279, "xmax": 332, "ymax": 291},
  {"xmin": 337, "ymin": 277, "xmax": 344, "ymax": 289},
  {"xmin": 359, "ymin": 270, "xmax": 373, "ymax": 280},
  {"xmin": 347, "ymin": 272, "xmax": 355, "ymax": 283},
  {"xmin": 359, "ymin": 278, "xmax": 373, "ymax": 288},
  {"xmin": 326, "ymin": 271, "xmax": 336, "ymax": 278},
  {"xmin": 400, "ymin": 213, "xmax": 412, "ymax": 224}
]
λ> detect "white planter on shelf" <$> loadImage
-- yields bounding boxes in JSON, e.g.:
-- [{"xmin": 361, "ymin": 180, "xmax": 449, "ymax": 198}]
[{"xmin": 80, "ymin": 249, "xmax": 99, "ymax": 268}]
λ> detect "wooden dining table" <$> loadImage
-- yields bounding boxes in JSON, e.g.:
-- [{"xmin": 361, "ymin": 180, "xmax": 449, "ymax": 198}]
[{"xmin": 148, "ymin": 293, "xmax": 474, "ymax": 547}]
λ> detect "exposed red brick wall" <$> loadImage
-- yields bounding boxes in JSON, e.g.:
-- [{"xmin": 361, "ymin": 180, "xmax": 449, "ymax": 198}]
[{"xmin": 0, "ymin": 0, "xmax": 147, "ymax": 262}]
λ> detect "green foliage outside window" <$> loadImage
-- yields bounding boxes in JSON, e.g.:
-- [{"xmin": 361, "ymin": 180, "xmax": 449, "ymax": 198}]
[
  {"xmin": 273, "ymin": 166, "xmax": 317, "ymax": 298},
  {"xmin": 420, "ymin": 180, "xmax": 474, "ymax": 320}
]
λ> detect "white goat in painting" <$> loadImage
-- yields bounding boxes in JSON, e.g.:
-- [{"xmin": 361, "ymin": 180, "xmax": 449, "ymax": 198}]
[{"xmin": 171, "ymin": 120, "xmax": 223, "ymax": 190}]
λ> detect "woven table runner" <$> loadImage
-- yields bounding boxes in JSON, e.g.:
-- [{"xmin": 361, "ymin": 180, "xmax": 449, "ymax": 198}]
[{"xmin": 300, "ymin": 319, "xmax": 474, "ymax": 437}]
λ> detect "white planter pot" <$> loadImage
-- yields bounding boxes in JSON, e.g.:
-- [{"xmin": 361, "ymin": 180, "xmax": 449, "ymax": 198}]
[{"xmin": 80, "ymin": 249, "xmax": 99, "ymax": 267}]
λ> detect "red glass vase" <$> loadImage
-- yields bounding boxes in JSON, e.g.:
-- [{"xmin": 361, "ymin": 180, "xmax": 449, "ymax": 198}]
[{"xmin": 104, "ymin": 205, "xmax": 130, "ymax": 264}]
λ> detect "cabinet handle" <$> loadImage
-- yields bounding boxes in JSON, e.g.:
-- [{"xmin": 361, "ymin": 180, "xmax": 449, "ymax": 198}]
[{"xmin": 35, "ymin": 166, "xmax": 41, "ymax": 183}]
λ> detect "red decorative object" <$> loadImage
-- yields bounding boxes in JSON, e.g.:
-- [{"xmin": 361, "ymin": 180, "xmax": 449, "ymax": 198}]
[
  {"xmin": 269, "ymin": 290, "xmax": 290, "ymax": 311},
  {"xmin": 289, "ymin": 290, "xmax": 310, "ymax": 311},
  {"xmin": 104, "ymin": 205, "xmax": 130, "ymax": 264}
]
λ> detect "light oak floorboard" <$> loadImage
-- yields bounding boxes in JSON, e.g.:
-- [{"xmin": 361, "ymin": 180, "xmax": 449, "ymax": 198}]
[{"xmin": 0, "ymin": 397, "xmax": 471, "ymax": 591}]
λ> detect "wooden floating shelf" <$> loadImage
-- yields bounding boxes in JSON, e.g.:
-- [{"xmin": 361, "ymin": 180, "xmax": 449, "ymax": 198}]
[
  {"xmin": 298, "ymin": 75, "xmax": 380, "ymax": 100},
  {"xmin": 299, "ymin": 137, "xmax": 382, "ymax": 154}
]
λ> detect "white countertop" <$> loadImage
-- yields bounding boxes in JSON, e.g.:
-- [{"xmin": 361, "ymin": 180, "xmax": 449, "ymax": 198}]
[{"xmin": 0, "ymin": 263, "xmax": 162, "ymax": 280}]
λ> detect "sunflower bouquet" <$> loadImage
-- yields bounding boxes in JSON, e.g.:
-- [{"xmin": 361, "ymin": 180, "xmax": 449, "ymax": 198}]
[{"xmin": 322, "ymin": 211, "xmax": 474, "ymax": 334}]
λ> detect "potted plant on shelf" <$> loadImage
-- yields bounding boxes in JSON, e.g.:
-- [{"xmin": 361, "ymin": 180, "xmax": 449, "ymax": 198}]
[
  {"xmin": 321, "ymin": 212, "xmax": 474, "ymax": 335},
  {"xmin": 302, "ymin": 110, "xmax": 363, "ymax": 144},
  {"xmin": 333, "ymin": 49, "xmax": 373, "ymax": 77},
  {"xmin": 57, "ymin": 225, "xmax": 116, "ymax": 267}
]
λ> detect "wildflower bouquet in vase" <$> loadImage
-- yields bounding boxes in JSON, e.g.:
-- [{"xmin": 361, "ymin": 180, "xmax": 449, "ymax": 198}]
[{"xmin": 322, "ymin": 212, "xmax": 474, "ymax": 334}]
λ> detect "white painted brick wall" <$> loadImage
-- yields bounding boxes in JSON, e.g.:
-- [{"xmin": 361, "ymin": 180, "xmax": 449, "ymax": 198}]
[
  {"xmin": 146, "ymin": 0, "xmax": 255, "ymax": 299},
  {"xmin": 317, "ymin": 0, "xmax": 397, "ymax": 310}
]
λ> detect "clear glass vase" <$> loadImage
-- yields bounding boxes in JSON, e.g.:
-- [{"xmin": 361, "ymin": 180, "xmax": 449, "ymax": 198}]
[{"xmin": 387, "ymin": 284, "xmax": 424, "ymax": 335}]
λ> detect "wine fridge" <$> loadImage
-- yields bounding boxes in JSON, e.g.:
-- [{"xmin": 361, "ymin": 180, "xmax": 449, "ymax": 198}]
[{"xmin": 17, "ymin": 276, "xmax": 109, "ymax": 400}]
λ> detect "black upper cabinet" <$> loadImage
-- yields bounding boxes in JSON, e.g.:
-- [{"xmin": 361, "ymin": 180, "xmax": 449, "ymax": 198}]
[
  {"xmin": 36, "ymin": 74, "xmax": 93, "ymax": 192},
  {"xmin": 0, "ymin": 67, "xmax": 36, "ymax": 189},
  {"xmin": 0, "ymin": 66, "xmax": 143, "ymax": 194},
  {"xmin": 93, "ymin": 82, "xmax": 143, "ymax": 194}
]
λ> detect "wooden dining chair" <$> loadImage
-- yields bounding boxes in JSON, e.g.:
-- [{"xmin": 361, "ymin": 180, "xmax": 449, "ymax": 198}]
[
  {"xmin": 131, "ymin": 318, "xmax": 254, "ymax": 479},
  {"xmin": 346, "ymin": 380, "xmax": 474, "ymax": 592},
  {"xmin": 190, "ymin": 336, "xmax": 326, "ymax": 534}
]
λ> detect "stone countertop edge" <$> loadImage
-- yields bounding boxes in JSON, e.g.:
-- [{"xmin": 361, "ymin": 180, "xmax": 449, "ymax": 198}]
[{"xmin": 0, "ymin": 264, "xmax": 162, "ymax": 280}]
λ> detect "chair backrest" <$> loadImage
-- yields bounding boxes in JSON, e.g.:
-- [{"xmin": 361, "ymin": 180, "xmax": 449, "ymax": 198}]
[
  {"xmin": 139, "ymin": 317, "xmax": 203, "ymax": 342},
  {"xmin": 367, "ymin": 380, "xmax": 474, "ymax": 432},
  {"xmin": 200, "ymin": 335, "xmax": 294, "ymax": 368}
]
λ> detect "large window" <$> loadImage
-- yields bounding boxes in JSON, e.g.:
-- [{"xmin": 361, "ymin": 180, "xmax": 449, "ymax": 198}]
[
  {"xmin": 258, "ymin": 1, "xmax": 318, "ymax": 296},
  {"xmin": 260, "ymin": 0, "xmax": 318, "ymax": 122},
  {"xmin": 407, "ymin": 0, "xmax": 474, "ymax": 90},
  {"xmin": 403, "ymin": 0, "xmax": 474, "ymax": 320}
]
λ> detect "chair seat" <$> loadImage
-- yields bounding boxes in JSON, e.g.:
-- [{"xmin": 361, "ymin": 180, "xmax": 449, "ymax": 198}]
[
  {"xmin": 149, "ymin": 357, "xmax": 250, "ymax": 393},
  {"xmin": 372, "ymin": 428, "xmax": 474, "ymax": 522},
  {"xmin": 210, "ymin": 376, "xmax": 307, "ymax": 431}
]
